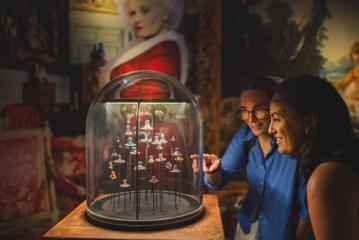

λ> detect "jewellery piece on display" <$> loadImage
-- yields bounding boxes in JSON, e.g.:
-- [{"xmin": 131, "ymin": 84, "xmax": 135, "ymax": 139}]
[
  {"xmin": 120, "ymin": 179, "xmax": 130, "ymax": 188},
  {"xmin": 156, "ymin": 153, "xmax": 166, "ymax": 162},
  {"xmin": 140, "ymin": 132, "xmax": 152, "ymax": 143},
  {"xmin": 113, "ymin": 154, "xmax": 126, "ymax": 164},
  {"xmin": 152, "ymin": 135, "xmax": 161, "ymax": 145},
  {"xmin": 149, "ymin": 175, "xmax": 159, "ymax": 184},
  {"xmin": 165, "ymin": 161, "xmax": 172, "ymax": 170},
  {"xmin": 170, "ymin": 164, "xmax": 181, "ymax": 173},
  {"xmin": 111, "ymin": 151, "xmax": 118, "ymax": 160},
  {"xmin": 108, "ymin": 160, "xmax": 114, "ymax": 170},
  {"xmin": 130, "ymin": 146, "xmax": 139, "ymax": 155},
  {"xmin": 125, "ymin": 137, "xmax": 136, "ymax": 147},
  {"xmin": 120, "ymin": 179, "xmax": 131, "ymax": 213},
  {"xmin": 159, "ymin": 133, "xmax": 167, "ymax": 144},
  {"xmin": 172, "ymin": 147, "xmax": 182, "ymax": 156},
  {"xmin": 141, "ymin": 119, "xmax": 153, "ymax": 130},
  {"xmin": 148, "ymin": 155, "xmax": 155, "ymax": 164},
  {"xmin": 134, "ymin": 161, "xmax": 146, "ymax": 171},
  {"xmin": 125, "ymin": 124, "xmax": 133, "ymax": 136}
]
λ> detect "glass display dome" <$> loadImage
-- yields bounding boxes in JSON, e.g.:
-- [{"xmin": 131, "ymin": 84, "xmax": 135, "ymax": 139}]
[{"xmin": 86, "ymin": 70, "xmax": 204, "ymax": 229}]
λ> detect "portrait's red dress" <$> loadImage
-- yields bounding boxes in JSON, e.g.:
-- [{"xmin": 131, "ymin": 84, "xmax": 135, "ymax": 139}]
[{"xmin": 110, "ymin": 40, "xmax": 180, "ymax": 99}]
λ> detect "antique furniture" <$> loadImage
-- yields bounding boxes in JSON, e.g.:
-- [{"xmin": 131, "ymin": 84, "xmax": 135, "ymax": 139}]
[
  {"xmin": 0, "ymin": 123, "xmax": 59, "ymax": 234},
  {"xmin": 43, "ymin": 194, "xmax": 224, "ymax": 240}
]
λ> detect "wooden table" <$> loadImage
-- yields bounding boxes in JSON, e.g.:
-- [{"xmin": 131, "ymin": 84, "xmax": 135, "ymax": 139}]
[{"xmin": 43, "ymin": 194, "xmax": 224, "ymax": 240}]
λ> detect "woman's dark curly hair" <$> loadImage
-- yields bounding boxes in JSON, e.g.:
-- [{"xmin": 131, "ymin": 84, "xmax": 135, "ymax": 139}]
[
  {"xmin": 272, "ymin": 75, "xmax": 356, "ymax": 169},
  {"xmin": 241, "ymin": 76, "xmax": 281, "ymax": 100}
]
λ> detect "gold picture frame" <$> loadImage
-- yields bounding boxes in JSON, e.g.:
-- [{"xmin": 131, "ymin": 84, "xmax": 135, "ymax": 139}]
[{"xmin": 70, "ymin": 0, "xmax": 118, "ymax": 15}]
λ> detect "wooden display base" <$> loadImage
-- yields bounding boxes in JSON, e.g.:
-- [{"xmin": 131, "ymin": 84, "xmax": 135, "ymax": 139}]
[{"xmin": 43, "ymin": 194, "xmax": 224, "ymax": 240}]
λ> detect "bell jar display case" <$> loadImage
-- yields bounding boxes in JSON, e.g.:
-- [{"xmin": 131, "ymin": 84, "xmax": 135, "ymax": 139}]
[{"xmin": 86, "ymin": 70, "xmax": 204, "ymax": 229}]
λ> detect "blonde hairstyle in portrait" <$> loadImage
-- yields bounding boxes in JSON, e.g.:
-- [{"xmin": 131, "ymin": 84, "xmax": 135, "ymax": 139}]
[{"xmin": 115, "ymin": 0, "xmax": 184, "ymax": 39}]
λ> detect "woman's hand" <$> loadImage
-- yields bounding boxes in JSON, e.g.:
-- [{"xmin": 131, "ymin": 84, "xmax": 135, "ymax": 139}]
[
  {"xmin": 190, "ymin": 153, "xmax": 223, "ymax": 185},
  {"xmin": 190, "ymin": 153, "xmax": 221, "ymax": 174},
  {"xmin": 202, "ymin": 153, "xmax": 221, "ymax": 175}
]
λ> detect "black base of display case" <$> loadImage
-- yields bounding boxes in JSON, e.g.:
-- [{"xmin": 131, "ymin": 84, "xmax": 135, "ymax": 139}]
[{"xmin": 87, "ymin": 191, "xmax": 204, "ymax": 230}]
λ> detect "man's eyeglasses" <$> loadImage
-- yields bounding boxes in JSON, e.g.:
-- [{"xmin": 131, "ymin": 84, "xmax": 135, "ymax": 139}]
[{"xmin": 239, "ymin": 105, "xmax": 269, "ymax": 120}]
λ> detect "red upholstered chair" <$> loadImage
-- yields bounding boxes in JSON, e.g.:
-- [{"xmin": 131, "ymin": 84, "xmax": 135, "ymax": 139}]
[
  {"xmin": 0, "ymin": 118, "xmax": 59, "ymax": 234},
  {"xmin": 3, "ymin": 104, "xmax": 41, "ymax": 129},
  {"xmin": 51, "ymin": 135, "xmax": 86, "ymax": 200},
  {"xmin": 1, "ymin": 104, "xmax": 86, "ymax": 218}
]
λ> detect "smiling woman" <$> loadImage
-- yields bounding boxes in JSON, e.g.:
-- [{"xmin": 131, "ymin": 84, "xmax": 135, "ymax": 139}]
[
  {"xmin": 191, "ymin": 77, "xmax": 311, "ymax": 240},
  {"xmin": 268, "ymin": 101, "xmax": 307, "ymax": 155},
  {"xmin": 269, "ymin": 75, "xmax": 359, "ymax": 240}
]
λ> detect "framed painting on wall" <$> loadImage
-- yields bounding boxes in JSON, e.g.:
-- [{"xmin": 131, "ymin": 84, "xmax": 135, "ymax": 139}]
[
  {"xmin": 69, "ymin": 0, "xmax": 117, "ymax": 15},
  {"xmin": 0, "ymin": 0, "xmax": 69, "ymax": 73},
  {"xmin": 319, "ymin": 1, "xmax": 359, "ymax": 133},
  {"xmin": 220, "ymin": 0, "xmax": 359, "ymax": 146}
]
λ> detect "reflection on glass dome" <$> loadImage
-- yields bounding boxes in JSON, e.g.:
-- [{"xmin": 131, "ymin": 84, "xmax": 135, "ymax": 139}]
[{"xmin": 86, "ymin": 71, "xmax": 204, "ymax": 229}]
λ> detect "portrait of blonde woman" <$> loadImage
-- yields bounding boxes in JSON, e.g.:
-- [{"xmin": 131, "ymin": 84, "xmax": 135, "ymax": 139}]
[{"xmin": 100, "ymin": 0, "xmax": 188, "ymax": 99}]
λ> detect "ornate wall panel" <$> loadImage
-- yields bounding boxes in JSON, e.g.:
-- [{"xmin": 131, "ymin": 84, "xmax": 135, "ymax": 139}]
[{"xmin": 195, "ymin": 0, "xmax": 222, "ymax": 154}]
